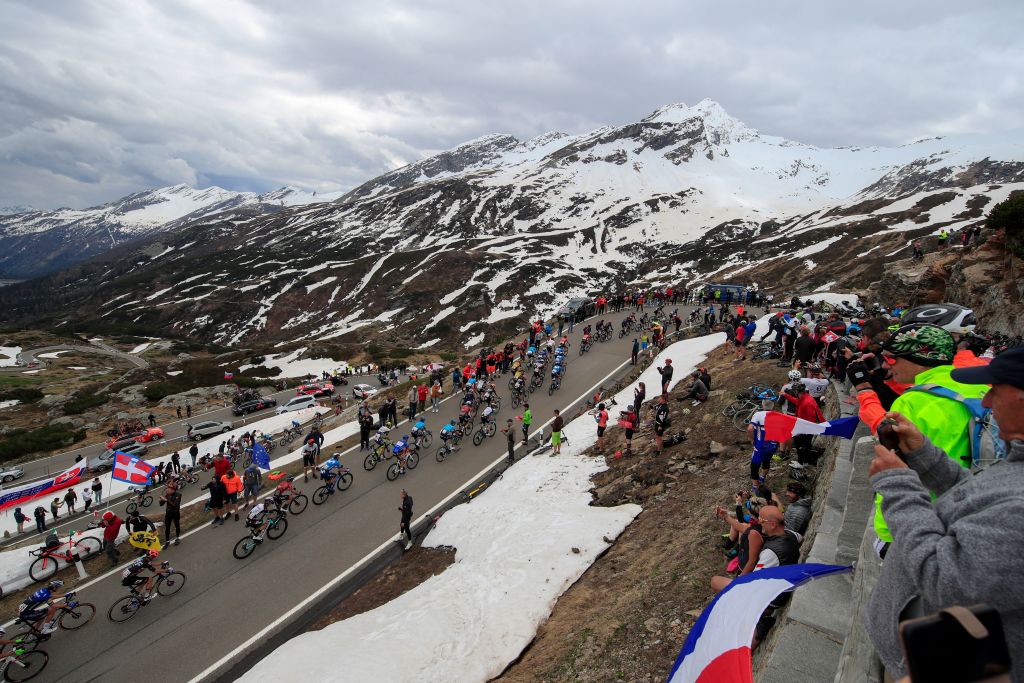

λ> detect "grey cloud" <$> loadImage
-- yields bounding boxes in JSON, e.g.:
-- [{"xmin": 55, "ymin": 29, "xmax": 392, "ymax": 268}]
[{"xmin": 1, "ymin": 0, "xmax": 1022, "ymax": 208}]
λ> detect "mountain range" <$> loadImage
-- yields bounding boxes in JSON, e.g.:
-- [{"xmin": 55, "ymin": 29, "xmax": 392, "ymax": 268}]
[{"xmin": 2, "ymin": 99, "xmax": 1022, "ymax": 351}]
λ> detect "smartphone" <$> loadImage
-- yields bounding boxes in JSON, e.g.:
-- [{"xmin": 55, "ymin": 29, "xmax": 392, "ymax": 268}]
[
  {"xmin": 900, "ymin": 605, "xmax": 1010, "ymax": 682},
  {"xmin": 877, "ymin": 418, "xmax": 905, "ymax": 461}
]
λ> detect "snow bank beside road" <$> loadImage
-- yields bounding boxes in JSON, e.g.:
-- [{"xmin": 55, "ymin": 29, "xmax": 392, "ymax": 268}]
[
  {"xmin": 0, "ymin": 346, "xmax": 21, "ymax": 367},
  {"xmin": 242, "ymin": 332, "xmax": 729, "ymax": 682}
]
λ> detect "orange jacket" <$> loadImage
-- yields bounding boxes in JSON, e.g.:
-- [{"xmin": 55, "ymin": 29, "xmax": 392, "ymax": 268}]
[
  {"xmin": 953, "ymin": 349, "xmax": 988, "ymax": 368},
  {"xmin": 221, "ymin": 472, "xmax": 243, "ymax": 494}
]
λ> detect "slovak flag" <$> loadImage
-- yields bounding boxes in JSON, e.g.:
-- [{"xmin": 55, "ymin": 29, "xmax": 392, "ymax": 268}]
[
  {"xmin": 763, "ymin": 413, "xmax": 859, "ymax": 443},
  {"xmin": 668, "ymin": 564, "xmax": 851, "ymax": 682},
  {"xmin": 224, "ymin": 371, "xmax": 234, "ymax": 380},
  {"xmin": 111, "ymin": 452, "xmax": 156, "ymax": 485}
]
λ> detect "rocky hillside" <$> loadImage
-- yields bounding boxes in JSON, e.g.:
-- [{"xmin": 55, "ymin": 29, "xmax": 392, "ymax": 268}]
[
  {"xmin": 0, "ymin": 184, "xmax": 342, "ymax": 278},
  {"xmin": 2, "ymin": 100, "xmax": 1023, "ymax": 349}
]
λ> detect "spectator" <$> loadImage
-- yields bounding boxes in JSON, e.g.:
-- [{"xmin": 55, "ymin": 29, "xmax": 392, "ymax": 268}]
[
  {"xmin": 171, "ymin": 451, "xmax": 181, "ymax": 474},
  {"xmin": 407, "ymin": 385, "xmax": 418, "ymax": 420},
  {"xmin": 633, "ymin": 382, "xmax": 646, "ymax": 416},
  {"xmin": 631, "ymin": 338, "xmax": 640, "ymax": 366},
  {"xmin": 189, "ymin": 442, "xmax": 199, "ymax": 469},
  {"xmin": 677, "ymin": 371, "xmax": 709, "ymax": 405},
  {"xmin": 551, "ymin": 409, "xmax": 564, "ymax": 456},
  {"xmin": 711, "ymin": 494, "xmax": 766, "ymax": 588},
  {"xmin": 521, "ymin": 403, "xmax": 532, "ymax": 445},
  {"xmin": 63, "ymin": 488, "xmax": 78, "ymax": 515},
  {"xmin": 202, "ymin": 474, "xmax": 227, "ymax": 526},
  {"xmin": 160, "ymin": 485, "xmax": 182, "ymax": 546},
  {"xmin": 780, "ymin": 382, "xmax": 824, "ymax": 464},
  {"xmin": 594, "ymin": 403, "xmax": 608, "ymax": 454},
  {"xmin": 747, "ymin": 408, "xmax": 781, "ymax": 495},
  {"xmin": 13, "ymin": 507, "xmax": 26, "ymax": 533},
  {"xmin": 148, "ymin": 413, "xmax": 156, "ymax": 427},
  {"xmin": 399, "ymin": 489, "xmax": 414, "ymax": 551},
  {"xmin": 126, "ymin": 509, "xmax": 156, "ymax": 533},
  {"xmin": 656, "ymin": 359, "xmax": 674, "ymax": 394},
  {"xmin": 712, "ymin": 505, "xmax": 798, "ymax": 590},
  {"xmin": 653, "ymin": 394, "xmax": 670, "ymax": 456},
  {"xmin": 100, "ymin": 511, "xmax": 122, "ymax": 565},
  {"xmin": 430, "ymin": 381, "xmax": 442, "ymax": 413},
  {"xmin": 82, "ymin": 487, "xmax": 93, "ymax": 512},
  {"xmin": 301, "ymin": 439, "xmax": 320, "ymax": 482},
  {"xmin": 359, "ymin": 412, "xmax": 373, "ymax": 451},
  {"xmin": 734, "ymin": 318, "xmax": 747, "ymax": 361},
  {"xmin": 242, "ymin": 462, "xmax": 262, "ymax": 509},
  {"xmin": 417, "ymin": 383, "xmax": 428, "ymax": 413},
  {"xmin": 221, "ymin": 469, "xmax": 243, "ymax": 521},
  {"xmin": 620, "ymin": 404, "xmax": 637, "ymax": 455},
  {"xmin": 775, "ymin": 482, "xmax": 812, "ymax": 536},
  {"xmin": 866, "ymin": 324, "xmax": 986, "ymax": 551},
  {"xmin": 793, "ymin": 326, "xmax": 816, "ymax": 369},
  {"xmin": 865, "ymin": 346, "xmax": 1024, "ymax": 681},
  {"xmin": 501, "ymin": 419, "xmax": 516, "ymax": 465},
  {"xmin": 50, "ymin": 497, "xmax": 63, "ymax": 521},
  {"xmin": 33, "ymin": 506, "xmax": 46, "ymax": 533},
  {"xmin": 186, "ymin": 404, "xmax": 192, "ymax": 418}
]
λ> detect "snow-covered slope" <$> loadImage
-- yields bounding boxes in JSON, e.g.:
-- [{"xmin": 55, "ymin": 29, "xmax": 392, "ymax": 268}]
[
  {"xmin": 0, "ymin": 184, "xmax": 341, "ymax": 278},
  {"xmin": 3, "ymin": 100, "xmax": 1022, "ymax": 347}
]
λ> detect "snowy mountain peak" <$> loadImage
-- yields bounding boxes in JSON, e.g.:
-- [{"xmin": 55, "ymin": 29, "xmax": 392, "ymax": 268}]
[
  {"xmin": 643, "ymin": 98, "xmax": 757, "ymax": 144},
  {"xmin": 0, "ymin": 205, "xmax": 35, "ymax": 216},
  {"xmin": 523, "ymin": 131, "xmax": 569, "ymax": 151}
]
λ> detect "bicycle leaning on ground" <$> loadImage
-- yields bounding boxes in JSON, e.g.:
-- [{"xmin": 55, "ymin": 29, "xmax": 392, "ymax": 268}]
[{"xmin": 28, "ymin": 534, "xmax": 102, "ymax": 583}]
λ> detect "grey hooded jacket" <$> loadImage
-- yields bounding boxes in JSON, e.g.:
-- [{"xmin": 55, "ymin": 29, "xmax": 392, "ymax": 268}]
[{"xmin": 865, "ymin": 438, "xmax": 1024, "ymax": 680}]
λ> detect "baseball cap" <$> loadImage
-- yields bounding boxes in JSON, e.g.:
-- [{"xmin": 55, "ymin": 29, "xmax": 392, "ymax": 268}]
[{"xmin": 950, "ymin": 346, "xmax": 1024, "ymax": 391}]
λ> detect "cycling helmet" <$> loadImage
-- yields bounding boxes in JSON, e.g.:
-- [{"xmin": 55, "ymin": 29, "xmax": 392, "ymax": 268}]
[
  {"xmin": 449, "ymin": 419, "xmax": 456, "ymax": 426},
  {"xmin": 787, "ymin": 370, "xmax": 802, "ymax": 381},
  {"xmin": 900, "ymin": 303, "xmax": 976, "ymax": 335},
  {"xmin": 806, "ymin": 364, "xmax": 823, "ymax": 373},
  {"xmin": 307, "ymin": 438, "xmax": 315, "ymax": 444},
  {"xmin": 286, "ymin": 475, "xmax": 295, "ymax": 483},
  {"xmin": 148, "ymin": 549, "xmax": 160, "ymax": 559},
  {"xmin": 48, "ymin": 580, "xmax": 64, "ymax": 591}
]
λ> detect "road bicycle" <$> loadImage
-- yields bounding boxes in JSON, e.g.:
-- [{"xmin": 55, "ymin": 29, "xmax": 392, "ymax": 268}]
[
  {"xmin": 125, "ymin": 487, "xmax": 154, "ymax": 514},
  {"xmin": 547, "ymin": 370, "xmax": 565, "ymax": 396},
  {"xmin": 15, "ymin": 590, "xmax": 95, "ymax": 640},
  {"xmin": 472, "ymin": 419, "xmax": 497, "ymax": 446},
  {"xmin": 0, "ymin": 644, "xmax": 48, "ymax": 682},
  {"xmin": 435, "ymin": 431, "xmax": 463, "ymax": 462},
  {"xmin": 28, "ymin": 534, "xmax": 102, "ymax": 582},
  {"xmin": 312, "ymin": 468, "xmax": 354, "ymax": 504},
  {"xmin": 278, "ymin": 491, "xmax": 309, "ymax": 515},
  {"xmin": 386, "ymin": 449, "xmax": 420, "ymax": 481},
  {"xmin": 509, "ymin": 386, "xmax": 525, "ymax": 408},
  {"xmin": 411, "ymin": 427, "xmax": 432, "ymax": 449},
  {"xmin": 107, "ymin": 562, "xmax": 187, "ymax": 623},
  {"xmin": 233, "ymin": 510, "xmax": 288, "ymax": 559},
  {"xmin": 363, "ymin": 439, "xmax": 393, "ymax": 471},
  {"xmin": 578, "ymin": 338, "xmax": 592, "ymax": 356}
]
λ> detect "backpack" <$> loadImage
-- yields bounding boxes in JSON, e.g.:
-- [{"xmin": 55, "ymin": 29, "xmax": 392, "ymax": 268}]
[
  {"xmin": 243, "ymin": 468, "xmax": 258, "ymax": 486},
  {"xmin": 905, "ymin": 384, "xmax": 1006, "ymax": 469}
]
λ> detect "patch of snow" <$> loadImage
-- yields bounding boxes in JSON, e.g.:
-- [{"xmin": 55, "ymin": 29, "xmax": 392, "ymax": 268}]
[
  {"xmin": 803, "ymin": 259, "xmax": 817, "ymax": 270},
  {"xmin": 416, "ymin": 338, "xmax": 441, "ymax": 349},
  {"xmin": 0, "ymin": 346, "xmax": 21, "ymax": 367},
  {"xmin": 167, "ymin": 370, "xmax": 183, "ymax": 376},
  {"xmin": 68, "ymin": 366, "xmax": 88, "ymax": 370},
  {"xmin": 21, "ymin": 370, "xmax": 40, "ymax": 375},
  {"xmin": 238, "ymin": 348, "xmax": 348, "ymax": 378},
  {"xmin": 305, "ymin": 276, "xmax": 337, "ymax": 294},
  {"xmin": 129, "ymin": 342, "xmax": 152, "ymax": 354},
  {"xmin": 463, "ymin": 332, "xmax": 485, "ymax": 349},
  {"xmin": 36, "ymin": 350, "xmax": 70, "ymax": 359},
  {"xmin": 797, "ymin": 291, "xmax": 861, "ymax": 308},
  {"xmin": 0, "ymin": 400, "xmax": 20, "ymax": 409}
]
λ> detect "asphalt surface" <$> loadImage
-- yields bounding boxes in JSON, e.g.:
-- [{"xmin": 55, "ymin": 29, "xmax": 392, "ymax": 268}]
[{"xmin": 16, "ymin": 305, "xmax": 694, "ymax": 682}]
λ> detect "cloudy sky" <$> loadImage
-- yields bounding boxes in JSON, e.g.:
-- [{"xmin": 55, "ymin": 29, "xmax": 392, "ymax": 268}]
[{"xmin": 1, "ymin": 0, "xmax": 1021, "ymax": 210}]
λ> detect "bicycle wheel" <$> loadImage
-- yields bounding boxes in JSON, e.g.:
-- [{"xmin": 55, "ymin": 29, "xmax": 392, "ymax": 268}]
[
  {"xmin": 2, "ymin": 649, "xmax": 48, "ymax": 682},
  {"xmin": 436, "ymin": 446, "xmax": 448, "ymax": 462},
  {"xmin": 336, "ymin": 472, "xmax": 353, "ymax": 491},
  {"xmin": 363, "ymin": 452, "xmax": 377, "ymax": 471},
  {"xmin": 126, "ymin": 500, "xmax": 138, "ymax": 514},
  {"xmin": 312, "ymin": 486, "xmax": 330, "ymax": 505},
  {"xmin": 58, "ymin": 603, "xmax": 94, "ymax": 630},
  {"xmin": 157, "ymin": 571, "xmax": 186, "ymax": 597},
  {"xmin": 267, "ymin": 516, "xmax": 288, "ymax": 540},
  {"xmin": 511, "ymin": 393, "xmax": 521, "ymax": 408},
  {"xmin": 407, "ymin": 451, "xmax": 419, "ymax": 470},
  {"xmin": 233, "ymin": 536, "xmax": 257, "ymax": 559},
  {"xmin": 28, "ymin": 557, "xmax": 57, "ymax": 583},
  {"xmin": 73, "ymin": 536, "xmax": 102, "ymax": 559},
  {"xmin": 1, "ymin": 631, "xmax": 40, "ymax": 655},
  {"xmin": 386, "ymin": 463, "xmax": 400, "ymax": 481},
  {"xmin": 420, "ymin": 432, "xmax": 432, "ymax": 448},
  {"xmin": 472, "ymin": 429, "xmax": 484, "ymax": 447},
  {"xmin": 733, "ymin": 408, "xmax": 755, "ymax": 432},
  {"xmin": 722, "ymin": 401, "xmax": 741, "ymax": 417},
  {"xmin": 142, "ymin": 495, "xmax": 153, "ymax": 508},
  {"xmin": 485, "ymin": 422, "xmax": 496, "ymax": 437},
  {"xmin": 288, "ymin": 494, "xmax": 308, "ymax": 515},
  {"xmin": 107, "ymin": 595, "xmax": 140, "ymax": 623}
]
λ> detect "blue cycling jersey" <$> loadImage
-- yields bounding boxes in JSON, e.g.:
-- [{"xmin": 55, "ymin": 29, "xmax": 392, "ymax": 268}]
[
  {"xmin": 322, "ymin": 458, "xmax": 341, "ymax": 471},
  {"xmin": 414, "ymin": 421, "xmax": 426, "ymax": 431}
]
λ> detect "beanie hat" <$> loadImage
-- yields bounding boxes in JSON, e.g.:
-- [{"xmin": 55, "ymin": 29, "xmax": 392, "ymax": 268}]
[
  {"xmin": 881, "ymin": 323, "xmax": 954, "ymax": 367},
  {"xmin": 102, "ymin": 511, "xmax": 114, "ymax": 521}
]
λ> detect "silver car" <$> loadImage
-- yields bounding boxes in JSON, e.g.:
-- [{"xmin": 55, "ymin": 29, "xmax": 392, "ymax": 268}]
[
  {"xmin": 186, "ymin": 420, "xmax": 233, "ymax": 441},
  {"xmin": 0, "ymin": 465, "xmax": 24, "ymax": 484}
]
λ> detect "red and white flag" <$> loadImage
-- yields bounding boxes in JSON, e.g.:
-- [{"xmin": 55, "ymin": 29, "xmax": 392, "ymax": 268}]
[
  {"xmin": 821, "ymin": 331, "xmax": 839, "ymax": 344},
  {"xmin": 111, "ymin": 452, "xmax": 155, "ymax": 485}
]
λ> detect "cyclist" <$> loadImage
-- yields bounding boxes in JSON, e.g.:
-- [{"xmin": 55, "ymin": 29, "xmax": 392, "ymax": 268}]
[
  {"xmin": 582, "ymin": 323, "xmax": 592, "ymax": 338},
  {"xmin": 274, "ymin": 475, "xmax": 301, "ymax": 508},
  {"xmin": 480, "ymin": 404, "xmax": 495, "ymax": 428},
  {"xmin": 411, "ymin": 419, "xmax": 429, "ymax": 446},
  {"xmin": 458, "ymin": 403, "xmax": 475, "ymax": 430},
  {"xmin": 319, "ymin": 455, "xmax": 344, "ymax": 488},
  {"xmin": 121, "ymin": 550, "xmax": 166, "ymax": 602},
  {"xmin": 245, "ymin": 500, "xmax": 272, "ymax": 542},
  {"xmin": 371, "ymin": 426, "xmax": 392, "ymax": 455},
  {"xmin": 441, "ymin": 419, "xmax": 458, "ymax": 441},
  {"xmin": 391, "ymin": 435, "xmax": 413, "ymax": 474},
  {"xmin": 551, "ymin": 359, "xmax": 564, "ymax": 387},
  {"xmin": 17, "ymin": 580, "xmax": 65, "ymax": 634}
]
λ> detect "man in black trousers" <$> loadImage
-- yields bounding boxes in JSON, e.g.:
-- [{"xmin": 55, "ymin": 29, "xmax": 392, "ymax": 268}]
[{"xmin": 399, "ymin": 489, "xmax": 414, "ymax": 550}]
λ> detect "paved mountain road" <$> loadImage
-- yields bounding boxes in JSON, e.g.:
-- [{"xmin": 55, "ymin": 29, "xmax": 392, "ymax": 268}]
[{"xmin": 25, "ymin": 307, "xmax": 696, "ymax": 682}]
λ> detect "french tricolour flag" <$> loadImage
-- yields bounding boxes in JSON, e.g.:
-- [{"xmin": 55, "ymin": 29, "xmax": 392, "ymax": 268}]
[
  {"xmin": 763, "ymin": 413, "xmax": 858, "ymax": 443},
  {"xmin": 668, "ymin": 564, "xmax": 851, "ymax": 683}
]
